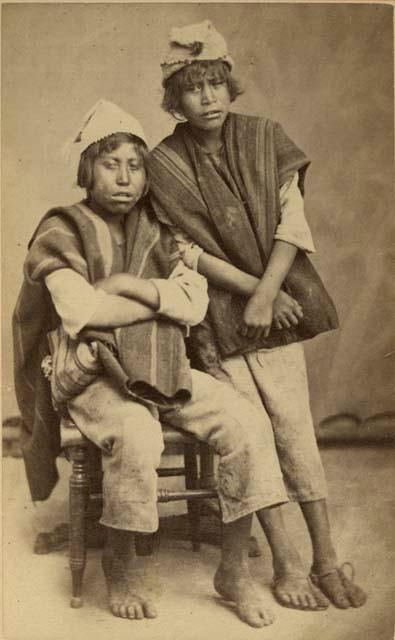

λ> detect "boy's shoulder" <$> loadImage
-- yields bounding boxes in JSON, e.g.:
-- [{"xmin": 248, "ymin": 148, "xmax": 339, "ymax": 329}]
[
  {"xmin": 150, "ymin": 126, "xmax": 185, "ymax": 158},
  {"xmin": 229, "ymin": 110, "xmax": 280, "ymax": 130},
  {"xmin": 28, "ymin": 203, "xmax": 86, "ymax": 249}
]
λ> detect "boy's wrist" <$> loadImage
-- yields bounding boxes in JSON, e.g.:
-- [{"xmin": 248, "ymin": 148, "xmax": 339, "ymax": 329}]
[
  {"xmin": 116, "ymin": 274, "xmax": 139, "ymax": 296},
  {"xmin": 254, "ymin": 282, "xmax": 279, "ymax": 304}
]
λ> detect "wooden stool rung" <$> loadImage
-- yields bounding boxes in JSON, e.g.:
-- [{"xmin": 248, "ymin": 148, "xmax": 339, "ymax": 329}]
[{"xmin": 157, "ymin": 488, "xmax": 217, "ymax": 503}]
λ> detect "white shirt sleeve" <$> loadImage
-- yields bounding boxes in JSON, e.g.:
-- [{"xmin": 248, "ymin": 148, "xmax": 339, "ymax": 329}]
[
  {"xmin": 45, "ymin": 269, "xmax": 108, "ymax": 338},
  {"xmin": 274, "ymin": 172, "xmax": 316, "ymax": 253},
  {"xmin": 150, "ymin": 261, "xmax": 208, "ymax": 327}
]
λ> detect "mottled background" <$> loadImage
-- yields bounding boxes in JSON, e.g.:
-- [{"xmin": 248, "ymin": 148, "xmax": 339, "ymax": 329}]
[{"xmin": 2, "ymin": 3, "xmax": 394, "ymax": 425}]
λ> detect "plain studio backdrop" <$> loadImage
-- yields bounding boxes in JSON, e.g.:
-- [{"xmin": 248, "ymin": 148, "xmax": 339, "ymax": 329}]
[
  {"xmin": 2, "ymin": 3, "xmax": 394, "ymax": 428},
  {"xmin": 2, "ymin": 6, "xmax": 395, "ymax": 640}
]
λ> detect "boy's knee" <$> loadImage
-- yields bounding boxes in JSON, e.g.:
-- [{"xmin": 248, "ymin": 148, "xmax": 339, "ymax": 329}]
[
  {"xmin": 212, "ymin": 409, "xmax": 252, "ymax": 458},
  {"xmin": 107, "ymin": 405, "xmax": 164, "ymax": 464}
]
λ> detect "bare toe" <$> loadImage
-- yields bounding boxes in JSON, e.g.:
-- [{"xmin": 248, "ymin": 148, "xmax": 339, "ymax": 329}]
[
  {"xmin": 143, "ymin": 601, "xmax": 158, "ymax": 619},
  {"xmin": 119, "ymin": 604, "xmax": 128, "ymax": 618},
  {"xmin": 348, "ymin": 585, "xmax": 367, "ymax": 608},
  {"xmin": 276, "ymin": 589, "xmax": 291, "ymax": 606},
  {"xmin": 134, "ymin": 604, "xmax": 144, "ymax": 620},
  {"xmin": 290, "ymin": 593, "xmax": 300, "ymax": 609},
  {"xmin": 340, "ymin": 572, "xmax": 367, "ymax": 608},
  {"xmin": 104, "ymin": 546, "xmax": 159, "ymax": 621},
  {"xmin": 262, "ymin": 608, "xmax": 275, "ymax": 625},
  {"xmin": 273, "ymin": 575, "xmax": 325, "ymax": 611},
  {"xmin": 311, "ymin": 569, "xmax": 351, "ymax": 609},
  {"xmin": 299, "ymin": 594, "xmax": 310, "ymax": 609},
  {"xmin": 310, "ymin": 585, "xmax": 329, "ymax": 610},
  {"xmin": 305, "ymin": 593, "xmax": 318, "ymax": 610},
  {"xmin": 215, "ymin": 564, "xmax": 274, "ymax": 628},
  {"xmin": 238, "ymin": 603, "xmax": 273, "ymax": 628}
]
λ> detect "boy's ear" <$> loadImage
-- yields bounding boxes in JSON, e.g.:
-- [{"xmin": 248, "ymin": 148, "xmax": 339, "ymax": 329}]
[{"xmin": 171, "ymin": 109, "xmax": 187, "ymax": 123}]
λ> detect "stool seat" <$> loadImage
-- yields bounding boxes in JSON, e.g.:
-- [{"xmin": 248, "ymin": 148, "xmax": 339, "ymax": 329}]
[{"xmin": 60, "ymin": 415, "xmax": 199, "ymax": 448}]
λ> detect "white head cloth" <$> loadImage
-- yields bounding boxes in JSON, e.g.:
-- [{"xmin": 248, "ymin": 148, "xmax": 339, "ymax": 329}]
[
  {"xmin": 161, "ymin": 19, "xmax": 234, "ymax": 83},
  {"xmin": 63, "ymin": 99, "xmax": 147, "ymax": 169}
]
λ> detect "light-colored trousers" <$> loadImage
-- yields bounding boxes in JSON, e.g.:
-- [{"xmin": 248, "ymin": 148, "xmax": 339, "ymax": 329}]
[
  {"xmin": 68, "ymin": 368, "xmax": 289, "ymax": 533},
  {"xmin": 222, "ymin": 342, "xmax": 328, "ymax": 503}
]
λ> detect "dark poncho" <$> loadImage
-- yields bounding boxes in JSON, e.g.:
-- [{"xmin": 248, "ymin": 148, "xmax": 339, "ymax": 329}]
[{"xmin": 148, "ymin": 112, "xmax": 338, "ymax": 370}]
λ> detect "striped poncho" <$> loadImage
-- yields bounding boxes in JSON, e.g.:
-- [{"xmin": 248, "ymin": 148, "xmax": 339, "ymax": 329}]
[
  {"xmin": 148, "ymin": 112, "xmax": 338, "ymax": 368},
  {"xmin": 13, "ymin": 200, "xmax": 192, "ymax": 500}
]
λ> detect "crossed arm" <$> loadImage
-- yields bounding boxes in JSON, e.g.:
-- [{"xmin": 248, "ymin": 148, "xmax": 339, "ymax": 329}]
[
  {"xmin": 46, "ymin": 264, "xmax": 208, "ymax": 336},
  {"xmin": 197, "ymin": 241, "xmax": 302, "ymax": 340},
  {"xmin": 176, "ymin": 172, "xmax": 312, "ymax": 339},
  {"xmin": 89, "ymin": 275, "xmax": 159, "ymax": 328},
  {"xmin": 89, "ymin": 241, "xmax": 302, "ymax": 339}
]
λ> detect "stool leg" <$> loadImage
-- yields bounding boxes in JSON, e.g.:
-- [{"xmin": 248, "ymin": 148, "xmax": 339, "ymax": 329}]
[
  {"xmin": 184, "ymin": 443, "xmax": 200, "ymax": 552},
  {"xmin": 199, "ymin": 443, "xmax": 216, "ymax": 490},
  {"xmin": 69, "ymin": 445, "xmax": 89, "ymax": 608},
  {"xmin": 86, "ymin": 444, "xmax": 105, "ymax": 548}
]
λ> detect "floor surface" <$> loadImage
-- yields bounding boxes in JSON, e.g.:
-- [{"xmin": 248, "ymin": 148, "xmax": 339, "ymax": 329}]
[{"xmin": 3, "ymin": 445, "xmax": 395, "ymax": 640}]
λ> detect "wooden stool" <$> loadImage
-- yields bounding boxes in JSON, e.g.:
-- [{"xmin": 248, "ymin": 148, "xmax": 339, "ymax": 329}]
[{"xmin": 62, "ymin": 417, "xmax": 219, "ymax": 608}]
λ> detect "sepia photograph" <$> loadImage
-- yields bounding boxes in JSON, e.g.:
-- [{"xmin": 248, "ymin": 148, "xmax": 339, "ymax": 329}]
[{"xmin": 2, "ymin": 2, "xmax": 394, "ymax": 639}]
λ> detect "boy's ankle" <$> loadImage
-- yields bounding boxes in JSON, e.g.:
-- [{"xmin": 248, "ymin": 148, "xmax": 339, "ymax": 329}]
[
  {"xmin": 311, "ymin": 553, "xmax": 338, "ymax": 576},
  {"xmin": 272, "ymin": 557, "xmax": 305, "ymax": 578}
]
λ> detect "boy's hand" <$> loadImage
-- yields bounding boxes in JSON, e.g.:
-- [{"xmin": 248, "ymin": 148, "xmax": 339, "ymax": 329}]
[
  {"xmin": 95, "ymin": 274, "xmax": 138, "ymax": 295},
  {"xmin": 240, "ymin": 291, "xmax": 274, "ymax": 339},
  {"xmin": 240, "ymin": 290, "xmax": 303, "ymax": 339},
  {"xmin": 273, "ymin": 290, "xmax": 303, "ymax": 330}
]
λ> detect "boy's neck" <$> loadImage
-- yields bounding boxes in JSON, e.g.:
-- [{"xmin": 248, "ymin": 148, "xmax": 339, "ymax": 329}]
[
  {"xmin": 86, "ymin": 198, "xmax": 125, "ymax": 227},
  {"xmin": 188, "ymin": 124, "xmax": 224, "ymax": 154}
]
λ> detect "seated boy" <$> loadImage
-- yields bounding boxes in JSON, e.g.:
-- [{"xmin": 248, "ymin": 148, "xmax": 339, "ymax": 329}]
[{"xmin": 13, "ymin": 99, "xmax": 294, "ymax": 626}]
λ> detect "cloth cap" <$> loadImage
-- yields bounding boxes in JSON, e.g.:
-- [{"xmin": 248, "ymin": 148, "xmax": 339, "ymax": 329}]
[
  {"xmin": 161, "ymin": 19, "xmax": 234, "ymax": 83},
  {"xmin": 63, "ymin": 99, "xmax": 147, "ymax": 165}
]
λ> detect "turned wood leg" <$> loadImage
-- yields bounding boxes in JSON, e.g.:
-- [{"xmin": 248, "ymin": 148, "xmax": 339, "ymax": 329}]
[
  {"xmin": 85, "ymin": 444, "xmax": 105, "ymax": 548},
  {"xmin": 184, "ymin": 443, "xmax": 200, "ymax": 552},
  {"xmin": 199, "ymin": 443, "xmax": 216, "ymax": 490},
  {"xmin": 69, "ymin": 445, "xmax": 89, "ymax": 608}
]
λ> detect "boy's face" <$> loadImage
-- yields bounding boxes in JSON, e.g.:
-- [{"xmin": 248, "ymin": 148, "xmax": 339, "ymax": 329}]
[
  {"xmin": 90, "ymin": 142, "xmax": 146, "ymax": 216},
  {"xmin": 179, "ymin": 76, "xmax": 231, "ymax": 133}
]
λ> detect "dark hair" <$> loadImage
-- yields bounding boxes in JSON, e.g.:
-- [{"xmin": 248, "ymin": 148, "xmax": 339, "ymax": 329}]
[
  {"xmin": 77, "ymin": 132, "xmax": 149, "ymax": 190},
  {"xmin": 161, "ymin": 59, "xmax": 243, "ymax": 116}
]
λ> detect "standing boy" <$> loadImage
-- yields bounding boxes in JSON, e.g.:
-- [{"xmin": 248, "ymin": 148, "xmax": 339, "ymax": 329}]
[{"xmin": 148, "ymin": 20, "xmax": 366, "ymax": 611}]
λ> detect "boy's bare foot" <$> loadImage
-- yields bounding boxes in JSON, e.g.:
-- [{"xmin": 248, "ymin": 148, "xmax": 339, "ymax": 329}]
[
  {"xmin": 310, "ymin": 563, "xmax": 367, "ymax": 609},
  {"xmin": 102, "ymin": 530, "xmax": 158, "ymax": 620},
  {"xmin": 257, "ymin": 506, "xmax": 328, "ymax": 610},
  {"xmin": 214, "ymin": 563, "xmax": 274, "ymax": 627},
  {"xmin": 272, "ymin": 573, "xmax": 329, "ymax": 610}
]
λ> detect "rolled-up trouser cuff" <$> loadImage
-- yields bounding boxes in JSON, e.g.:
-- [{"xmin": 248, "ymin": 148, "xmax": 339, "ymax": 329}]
[
  {"xmin": 100, "ymin": 500, "xmax": 159, "ymax": 533},
  {"xmin": 219, "ymin": 491, "xmax": 289, "ymax": 524},
  {"xmin": 287, "ymin": 488, "xmax": 328, "ymax": 503}
]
